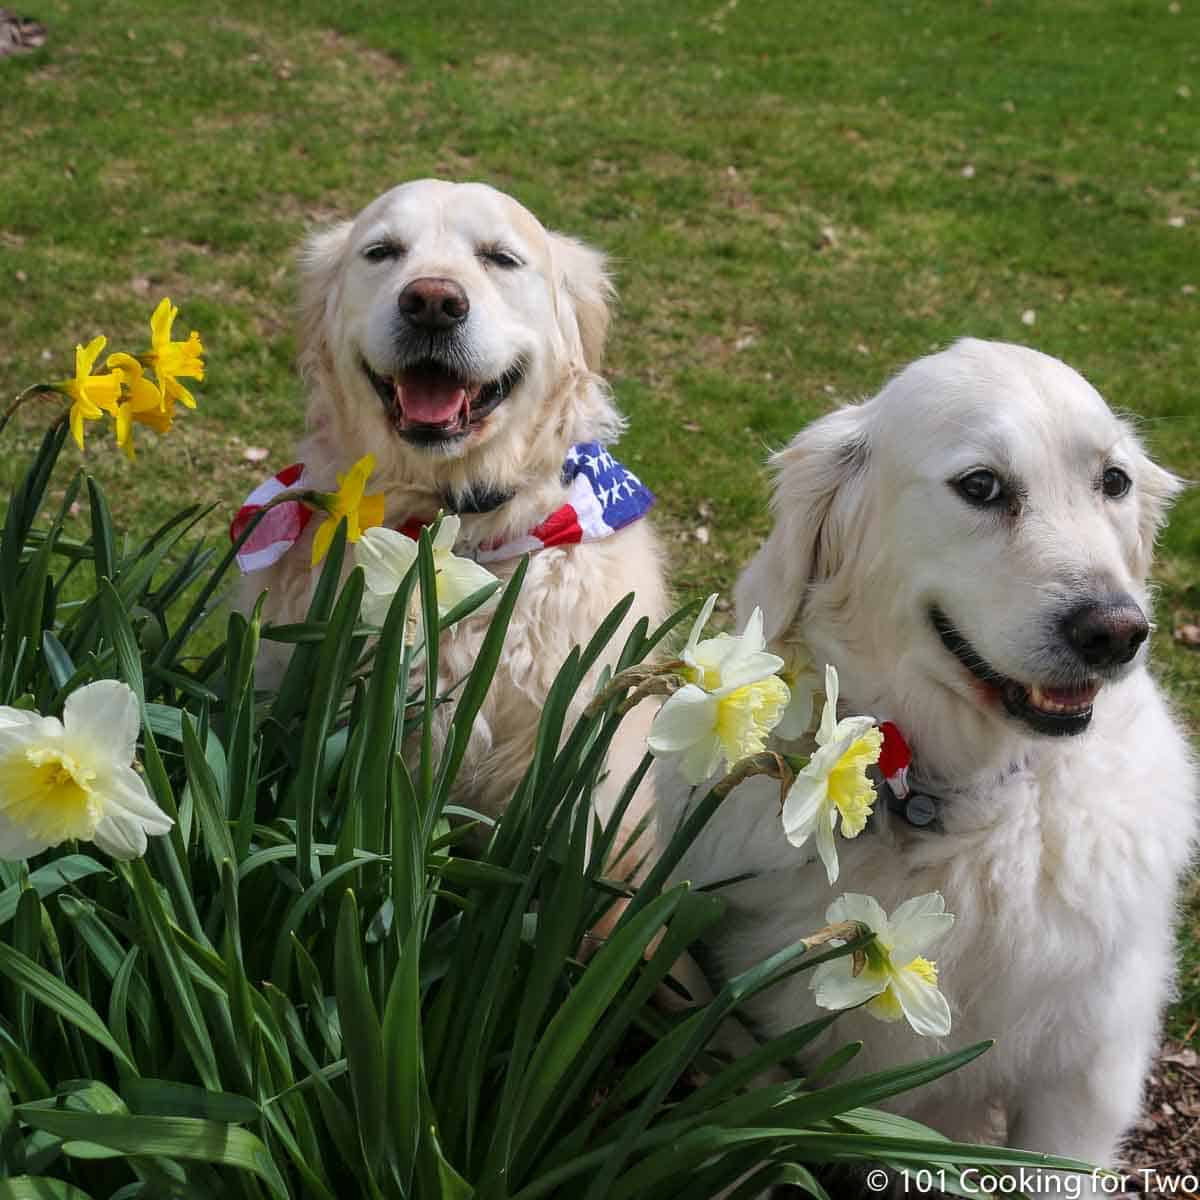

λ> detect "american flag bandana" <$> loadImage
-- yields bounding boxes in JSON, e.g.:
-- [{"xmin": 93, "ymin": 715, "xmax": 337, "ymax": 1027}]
[{"xmin": 229, "ymin": 441, "xmax": 655, "ymax": 574}]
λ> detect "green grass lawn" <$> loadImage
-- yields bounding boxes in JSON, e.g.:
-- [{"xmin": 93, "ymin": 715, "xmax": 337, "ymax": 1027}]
[{"xmin": 1, "ymin": 0, "xmax": 1197, "ymax": 1037}]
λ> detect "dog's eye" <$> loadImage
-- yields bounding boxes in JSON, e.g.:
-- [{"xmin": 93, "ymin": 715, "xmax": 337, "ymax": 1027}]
[
  {"xmin": 952, "ymin": 469, "xmax": 1005, "ymax": 508},
  {"xmin": 480, "ymin": 247, "xmax": 523, "ymax": 270},
  {"xmin": 362, "ymin": 242, "xmax": 403, "ymax": 264},
  {"xmin": 1101, "ymin": 466, "xmax": 1132, "ymax": 499}
]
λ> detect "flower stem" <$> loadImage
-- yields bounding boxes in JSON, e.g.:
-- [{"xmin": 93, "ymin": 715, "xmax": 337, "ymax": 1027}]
[
  {"xmin": 709, "ymin": 750, "xmax": 794, "ymax": 805},
  {"xmin": 0, "ymin": 383, "xmax": 61, "ymax": 437},
  {"xmin": 584, "ymin": 659, "xmax": 686, "ymax": 717}
]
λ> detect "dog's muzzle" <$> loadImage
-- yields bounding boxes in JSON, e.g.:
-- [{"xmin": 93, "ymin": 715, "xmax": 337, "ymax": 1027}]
[
  {"xmin": 363, "ymin": 355, "xmax": 526, "ymax": 447},
  {"xmin": 930, "ymin": 607, "xmax": 1107, "ymax": 737}
]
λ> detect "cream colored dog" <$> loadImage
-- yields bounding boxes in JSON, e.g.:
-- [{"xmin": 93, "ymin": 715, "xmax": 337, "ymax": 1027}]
[
  {"xmin": 658, "ymin": 339, "xmax": 1197, "ymax": 1174},
  {"xmin": 244, "ymin": 180, "xmax": 666, "ymax": 865}
]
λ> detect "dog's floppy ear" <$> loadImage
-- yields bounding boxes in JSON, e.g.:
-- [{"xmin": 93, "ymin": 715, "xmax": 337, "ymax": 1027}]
[
  {"xmin": 549, "ymin": 232, "xmax": 615, "ymax": 370},
  {"xmin": 1133, "ymin": 450, "xmax": 1184, "ymax": 579},
  {"xmin": 736, "ymin": 403, "xmax": 871, "ymax": 642},
  {"xmin": 297, "ymin": 221, "xmax": 353, "ymax": 381}
]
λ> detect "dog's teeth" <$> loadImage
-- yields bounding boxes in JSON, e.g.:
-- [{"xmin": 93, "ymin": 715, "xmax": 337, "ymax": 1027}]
[{"xmin": 1028, "ymin": 684, "xmax": 1090, "ymax": 716}]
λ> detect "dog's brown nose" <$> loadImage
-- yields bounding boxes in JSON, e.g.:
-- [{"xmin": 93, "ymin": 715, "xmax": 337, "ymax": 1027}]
[
  {"xmin": 398, "ymin": 277, "xmax": 469, "ymax": 330},
  {"xmin": 1061, "ymin": 599, "xmax": 1149, "ymax": 668}
]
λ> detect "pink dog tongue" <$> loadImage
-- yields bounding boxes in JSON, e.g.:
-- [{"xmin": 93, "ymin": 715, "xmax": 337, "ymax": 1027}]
[{"xmin": 398, "ymin": 367, "xmax": 469, "ymax": 425}]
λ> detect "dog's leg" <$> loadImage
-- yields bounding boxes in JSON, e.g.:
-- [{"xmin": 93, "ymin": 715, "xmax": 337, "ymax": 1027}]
[{"xmin": 1006, "ymin": 1043, "xmax": 1151, "ymax": 1195}]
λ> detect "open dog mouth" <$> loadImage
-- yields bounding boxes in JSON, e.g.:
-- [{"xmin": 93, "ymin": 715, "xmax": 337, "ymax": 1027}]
[
  {"xmin": 362, "ymin": 357, "xmax": 525, "ymax": 445},
  {"xmin": 930, "ymin": 607, "xmax": 1100, "ymax": 737}
]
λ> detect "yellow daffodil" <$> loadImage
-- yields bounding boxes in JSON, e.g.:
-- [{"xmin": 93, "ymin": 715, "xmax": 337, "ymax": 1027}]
[
  {"xmin": 355, "ymin": 516, "xmax": 500, "ymax": 631},
  {"xmin": 647, "ymin": 594, "xmax": 790, "ymax": 785},
  {"xmin": 140, "ymin": 298, "xmax": 204, "ymax": 409},
  {"xmin": 106, "ymin": 352, "xmax": 166, "ymax": 460},
  {"xmin": 310, "ymin": 454, "xmax": 386, "ymax": 565},
  {"xmin": 54, "ymin": 336, "xmax": 124, "ymax": 449},
  {"xmin": 810, "ymin": 892, "xmax": 955, "ymax": 1037},
  {"xmin": 0, "ymin": 681, "xmax": 174, "ymax": 860},
  {"xmin": 781, "ymin": 664, "xmax": 882, "ymax": 884}
]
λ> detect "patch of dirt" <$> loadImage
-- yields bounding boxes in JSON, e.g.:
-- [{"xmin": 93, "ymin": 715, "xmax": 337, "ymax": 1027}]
[
  {"xmin": 1123, "ymin": 1041, "xmax": 1200, "ymax": 1195},
  {"xmin": 317, "ymin": 28, "xmax": 405, "ymax": 80},
  {"xmin": 471, "ymin": 51, "xmax": 533, "ymax": 79}
]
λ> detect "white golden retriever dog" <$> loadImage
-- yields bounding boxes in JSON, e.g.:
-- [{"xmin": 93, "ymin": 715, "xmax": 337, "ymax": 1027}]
[
  {"xmin": 658, "ymin": 339, "xmax": 1196, "ymax": 1170},
  {"xmin": 244, "ymin": 180, "xmax": 666, "ymax": 864}
]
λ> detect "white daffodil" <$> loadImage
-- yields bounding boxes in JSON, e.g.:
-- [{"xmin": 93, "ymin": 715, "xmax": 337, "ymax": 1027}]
[
  {"xmin": 774, "ymin": 645, "xmax": 821, "ymax": 740},
  {"xmin": 354, "ymin": 516, "xmax": 500, "ymax": 629},
  {"xmin": 780, "ymin": 664, "xmax": 882, "ymax": 884},
  {"xmin": 0, "ymin": 681, "xmax": 173, "ymax": 861},
  {"xmin": 810, "ymin": 892, "xmax": 955, "ymax": 1037},
  {"xmin": 647, "ymin": 594, "xmax": 790, "ymax": 785}
]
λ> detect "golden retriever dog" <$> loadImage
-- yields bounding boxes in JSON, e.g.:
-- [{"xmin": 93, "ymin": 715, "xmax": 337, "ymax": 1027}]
[
  {"xmin": 241, "ymin": 180, "xmax": 666, "ymax": 868},
  {"xmin": 658, "ymin": 339, "xmax": 1197, "ymax": 1181}
]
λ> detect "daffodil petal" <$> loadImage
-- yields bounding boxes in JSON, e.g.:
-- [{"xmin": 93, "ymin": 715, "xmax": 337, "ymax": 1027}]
[
  {"xmin": 739, "ymin": 606, "xmax": 767, "ymax": 652},
  {"xmin": 677, "ymin": 736, "xmax": 724, "ymax": 786},
  {"xmin": 816, "ymin": 664, "xmax": 840, "ymax": 744},
  {"xmin": 436, "ymin": 555, "xmax": 500, "ymax": 614},
  {"xmin": 432, "ymin": 515, "xmax": 461, "ymax": 553},
  {"xmin": 889, "ymin": 892, "xmax": 948, "ymax": 926},
  {"xmin": 357, "ymin": 492, "xmax": 386, "ymax": 534},
  {"xmin": 688, "ymin": 633, "xmax": 740, "ymax": 676},
  {"xmin": 826, "ymin": 892, "xmax": 891, "ymax": 933},
  {"xmin": 0, "ymin": 713, "xmax": 64, "ymax": 751},
  {"xmin": 354, "ymin": 526, "xmax": 418, "ymax": 595},
  {"xmin": 0, "ymin": 814, "xmax": 51, "ymax": 860},
  {"xmin": 819, "ymin": 716, "xmax": 879, "ymax": 763},
  {"xmin": 810, "ymin": 958, "xmax": 887, "ymax": 1011},
  {"xmin": 774, "ymin": 673, "xmax": 817, "ymax": 739},
  {"xmin": 165, "ymin": 379, "xmax": 197, "ymax": 409},
  {"xmin": 86, "ymin": 374, "xmax": 122, "ymax": 414},
  {"xmin": 815, "ymin": 803, "xmax": 840, "ymax": 884},
  {"xmin": 63, "ymin": 681, "xmax": 139, "ymax": 767},
  {"xmin": 78, "ymin": 336, "xmax": 107, "ymax": 377},
  {"xmin": 96, "ymin": 763, "xmax": 173, "ymax": 834},
  {"xmin": 311, "ymin": 518, "xmax": 336, "ymax": 566},
  {"xmin": 891, "ymin": 964, "xmax": 952, "ymax": 1038},
  {"xmin": 115, "ymin": 406, "xmax": 135, "ymax": 459},
  {"xmin": 712, "ymin": 648, "xmax": 786, "ymax": 694},
  {"xmin": 888, "ymin": 897, "xmax": 956, "ymax": 963},
  {"xmin": 780, "ymin": 772, "xmax": 826, "ymax": 848},
  {"xmin": 69, "ymin": 403, "xmax": 86, "ymax": 450},
  {"xmin": 360, "ymin": 589, "xmax": 399, "ymax": 626},
  {"xmin": 683, "ymin": 593, "xmax": 718, "ymax": 659},
  {"xmin": 150, "ymin": 298, "xmax": 177, "ymax": 347},
  {"xmin": 91, "ymin": 816, "xmax": 147, "ymax": 860},
  {"xmin": 646, "ymin": 685, "xmax": 718, "ymax": 755},
  {"xmin": 345, "ymin": 454, "xmax": 376, "ymax": 498},
  {"xmin": 0, "ymin": 708, "xmax": 40, "ymax": 732}
]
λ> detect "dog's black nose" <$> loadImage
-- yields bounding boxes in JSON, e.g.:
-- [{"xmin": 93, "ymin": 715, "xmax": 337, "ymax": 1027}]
[
  {"xmin": 398, "ymin": 277, "xmax": 469, "ymax": 329},
  {"xmin": 1061, "ymin": 598, "xmax": 1149, "ymax": 668}
]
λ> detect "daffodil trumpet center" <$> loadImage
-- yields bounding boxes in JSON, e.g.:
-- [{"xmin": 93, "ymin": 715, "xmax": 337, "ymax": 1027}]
[
  {"xmin": 714, "ymin": 676, "xmax": 790, "ymax": 763},
  {"xmin": 0, "ymin": 744, "xmax": 100, "ymax": 843}
]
